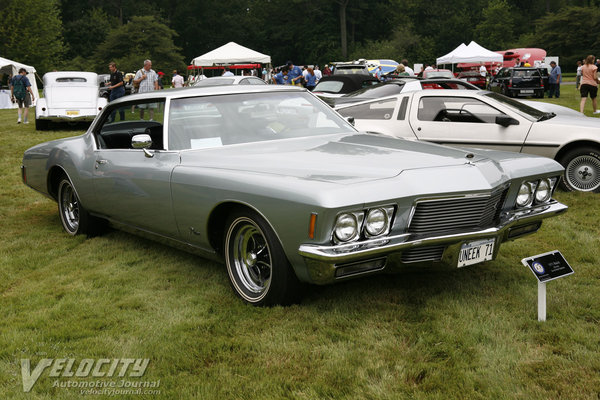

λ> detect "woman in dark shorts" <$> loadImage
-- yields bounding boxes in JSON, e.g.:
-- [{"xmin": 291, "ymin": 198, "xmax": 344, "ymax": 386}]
[{"xmin": 579, "ymin": 54, "xmax": 600, "ymax": 114}]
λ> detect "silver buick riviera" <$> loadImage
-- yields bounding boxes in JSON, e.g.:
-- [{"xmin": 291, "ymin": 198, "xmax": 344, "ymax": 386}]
[{"xmin": 22, "ymin": 86, "xmax": 567, "ymax": 305}]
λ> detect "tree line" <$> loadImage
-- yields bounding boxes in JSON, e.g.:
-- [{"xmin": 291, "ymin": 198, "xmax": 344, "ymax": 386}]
[{"xmin": 1, "ymin": 0, "xmax": 599, "ymax": 77}]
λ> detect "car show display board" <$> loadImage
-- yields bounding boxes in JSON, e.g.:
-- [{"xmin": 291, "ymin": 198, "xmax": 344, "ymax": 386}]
[{"xmin": 521, "ymin": 250, "xmax": 574, "ymax": 322}]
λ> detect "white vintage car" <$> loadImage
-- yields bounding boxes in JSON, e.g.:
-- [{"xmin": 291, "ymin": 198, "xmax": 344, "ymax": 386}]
[
  {"xmin": 35, "ymin": 71, "xmax": 107, "ymax": 130},
  {"xmin": 336, "ymin": 90, "xmax": 600, "ymax": 192}
]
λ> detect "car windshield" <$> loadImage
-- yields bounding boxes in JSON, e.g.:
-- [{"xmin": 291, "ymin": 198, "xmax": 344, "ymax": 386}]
[
  {"xmin": 195, "ymin": 78, "xmax": 235, "ymax": 86},
  {"xmin": 56, "ymin": 77, "xmax": 87, "ymax": 83},
  {"xmin": 513, "ymin": 69, "xmax": 541, "ymax": 78},
  {"xmin": 334, "ymin": 66, "xmax": 369, "ymax": 75},
  {"xmin": 483, "ymin": 92, "xmax": 546, "ymax": 120},
  {"xmin": 343, "ymin": 83, "xmax": 404, "ymax": 98},
  {"xmin": 168, "ymin": 91, "xmax": 355, "ymax": 150},
  {"xmin": 425, "ymin": 71, "xmax": 454, "ymax": 79},
  {"xmin": 314, "ymin": 81, "xmax": 344, "ymax": 93}
]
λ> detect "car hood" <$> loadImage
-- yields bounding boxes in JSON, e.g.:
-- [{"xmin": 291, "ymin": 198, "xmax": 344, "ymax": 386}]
[
  {"xmin": 180, "ymin": 133, "xmax": 490, "ymax": 184},
  {"xmin": 537, "ymin": 114, "xmax": 600, "ymax": 128},
  {"xmin": 520, "ymin": 100, "xmax": 584, "ymax": 118}
]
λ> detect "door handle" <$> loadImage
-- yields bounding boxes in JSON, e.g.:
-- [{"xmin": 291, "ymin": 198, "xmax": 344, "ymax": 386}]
[{"xmin": 95, "ymin": 159, "xmax": 107, "ymax": 169}]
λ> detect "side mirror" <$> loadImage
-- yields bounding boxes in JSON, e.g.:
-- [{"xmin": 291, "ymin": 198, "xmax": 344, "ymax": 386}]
[
  {"xmin": 345, "ymin": 116, "xmax": 355, "ymax": 126},
  {"xmin": 495, "ymin": 115, "xmax": 519, "ymax": 127},
  {"xmin": 132, "ymin": 134, "xmax": 152, "ymax": 149},
  {"xmin": 131, "ymin": 134, "xmax": 154, "ymax": 158}
]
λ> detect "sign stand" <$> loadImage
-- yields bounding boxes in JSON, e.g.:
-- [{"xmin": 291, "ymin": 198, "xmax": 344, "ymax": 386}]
[
  {"xmin": 537, "ymin": 281, "xmax": 546, "ymax": 322},
  {"xmin": 521, "ymin": 250, "xmax": 573, "ymax": 322}
]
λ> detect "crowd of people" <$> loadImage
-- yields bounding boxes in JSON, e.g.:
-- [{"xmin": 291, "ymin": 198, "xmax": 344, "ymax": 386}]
[
  {"xmin": 270, "ymin": 61, "xmax": 331, "ymax": 89},
  {"xmin": 6, "ymin": 54, "xmax": 600, "ymax": 123}
]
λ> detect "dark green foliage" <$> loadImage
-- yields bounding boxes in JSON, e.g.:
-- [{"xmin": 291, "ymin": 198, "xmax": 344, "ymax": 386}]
[
  {"xmin": 520, "ymin": 6, "xmax": 600, "ymax": 71},
  {"xmin": 0, "ymin": 0, "xmax": 65, "ymax": 74},
  {"xmin": 93, "ymin": 15, "xmax": 186, "ymax": 74},
  {"xmin": 1, "ymin": 0, "xmax": 599, "ymax": 76}
]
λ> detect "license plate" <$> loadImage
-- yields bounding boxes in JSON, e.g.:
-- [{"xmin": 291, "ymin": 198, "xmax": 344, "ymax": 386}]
[
  {"xmin": 520, "ymin": 90, "xmax": 534, "ymax": 94},
  {"xmin": 66, "ymin": 110, "xmax": 80, "ymax": 116},
  {"xmin": 457, "ymin": 239, "xmax": 495, "ymax": 268}
]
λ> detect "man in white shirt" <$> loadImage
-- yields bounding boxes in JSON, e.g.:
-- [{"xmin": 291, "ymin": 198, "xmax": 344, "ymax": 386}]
[
  {"xmin": 133, "ymin": 59, "xmax": 159, "ymax": 120},
  {"xmin": 314, "ymin": 65, "xmax": 322, "ymax": 82},
  {"xmin": 172, "ymin": 70, "xmax": 184, "ymax": 88},
  {"xmin": 479, "ymin": 62, "xmax": 487, "ymax": 77},
  {"xmin": 222, "ymin": 67, "xmax": 234, "ymax": 77},
  {"xmin": 401, "ymin": 59, "xmax": 415, "ymax": 76}
]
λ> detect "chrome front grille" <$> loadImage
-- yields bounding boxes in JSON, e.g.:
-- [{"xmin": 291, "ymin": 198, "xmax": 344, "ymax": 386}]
[
  {"xmin": 401, "ymin": 245, "xmax": 446, "ymax": 263},
  {"xmin": 408, "ymin": 188, "xmax": 508, "ymax": 235}
]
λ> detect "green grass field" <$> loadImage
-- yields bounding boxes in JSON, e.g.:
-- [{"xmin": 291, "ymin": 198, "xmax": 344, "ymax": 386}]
[{"xmin": 0, "ymin": 86, "xmax": 599, "ymax": 399}]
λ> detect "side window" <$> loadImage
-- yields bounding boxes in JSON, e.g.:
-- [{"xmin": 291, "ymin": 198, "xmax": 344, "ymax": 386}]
[
  {"xmin": 95, "ymin": 99, "xmax": 165, "ymax": 150},
  {"xmin": 397, "ymin": 97, "xmax": 409, "ymax": 120},
  {"xmin": 417, "ymin": 97, "xmax": 505, "ymax": 124},
  {"xmin": 337, "ymin": 98, "xmax": 397, "ymax": 120}
]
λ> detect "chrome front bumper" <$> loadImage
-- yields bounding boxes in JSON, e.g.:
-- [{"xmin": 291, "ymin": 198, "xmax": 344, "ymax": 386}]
[{"xmin": 298, "ymin": 201, "xmax": 568, "ymax": 284}]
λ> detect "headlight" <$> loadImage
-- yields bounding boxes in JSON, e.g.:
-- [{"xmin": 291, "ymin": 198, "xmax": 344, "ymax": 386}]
[
  {"xmin": 334, "ymin": 213, "xmax": 360, "ymax": 243},
  {"xmin": 534, "ymin": 178, "xmax": 552, "ymax": 203},
  {"xmin": 516, "ymin": 182, "xmax": 534, "ymax": 207},
  {"xmin": 365, "ymin": 207, "xmax": 394, "ymax": 237}
]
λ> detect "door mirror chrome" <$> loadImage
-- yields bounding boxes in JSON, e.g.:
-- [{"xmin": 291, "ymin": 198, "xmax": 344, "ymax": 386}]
[
  {"xmin": 132, "ymin": 134, "xmax": 153, "ymax": 149},
  {"xmin": 495, "ymin": 115, "xmax": 519, "ymax": 127},
  {"xmin": 345, "ymin": 116, "xmax": 355, "ymax": 126}
]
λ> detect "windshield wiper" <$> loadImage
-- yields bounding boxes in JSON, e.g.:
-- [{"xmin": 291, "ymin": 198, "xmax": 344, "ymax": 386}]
[{"xmin": 537, "ymin": 112, "xmax": 556, "ymax": 122}]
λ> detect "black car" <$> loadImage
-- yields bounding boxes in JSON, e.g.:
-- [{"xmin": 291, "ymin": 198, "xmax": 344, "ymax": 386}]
[
  {"xmin": 323, "ymin": 78, "xmax": 479, "ymax": 107},
  {"xmin": 488, "ymin": 67, "xmax": 544, "ymax": 98}
]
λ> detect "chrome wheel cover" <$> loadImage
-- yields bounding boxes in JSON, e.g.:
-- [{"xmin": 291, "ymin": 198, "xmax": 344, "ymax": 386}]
[
  {"xmin": 226, "ymin": 217, "xmax": 272, "ymax": 301},
  {"xmin": 60, "ymin": 182, "xmax": 79, "ymax": 233},
  {"xmin": 565, "ymin": 154, "xmax": 600, "ymax": 192}
]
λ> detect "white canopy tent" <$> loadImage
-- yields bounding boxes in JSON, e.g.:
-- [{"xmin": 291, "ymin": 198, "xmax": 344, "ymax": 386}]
[
  {"xmin": 0, "ymin": 56, "xmax": 38, "ymax": 109},
  {"xmin": 436, "ymin": 43, "xmax": 467, "ymax": 65},
  {"xmin": 191, "ymin": 42, "xmax": 271, "ymax": 67},
  {"xmin": 436, "ymin": 41, "xmax": 503, "ymax": 65}
]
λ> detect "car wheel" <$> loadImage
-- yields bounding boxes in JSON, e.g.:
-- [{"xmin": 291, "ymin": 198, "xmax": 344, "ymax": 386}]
[
  {"xmin": 559, "ymin": 147, "xmax": 600, "ymax": 192},
  {"xmin": 57, "ymin": 177, "xmax": 97, "ymax": 235},
  {"xmin": 224, "ymin": 209, "xmax": 301, "ymax": 306}
]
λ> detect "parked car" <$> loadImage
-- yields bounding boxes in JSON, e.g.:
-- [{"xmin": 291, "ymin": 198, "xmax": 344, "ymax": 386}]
[
  {"xmin": 488, "ymin": 67, "xmax": 544, "ymax": 98},
  {"xmin": 312, "ymin": 75, "xmax": 380, "ymax": 100},
  {"xmin": 457, "ymin": 70, "xmax": 487, "ymax": 89},
  {"xmin": 336, "ymin": 89, "xmax": 600, "ymax": 192},
  {"xmin": 35, "ymin": 71, "xmax": 107, "ymax": 130},
  {"xmin": 323, "ymin": 78, "xmax": 478, "ymax": 107},
  {"xmin": 98, "ymin": 73, "xmax": 133, "ymax": 99},
  {"xmin": 331, "ymin": 59, "xmax": 371, "ymax": 75},
  {"xmin": 22, "ymin": 86, "xmax": 567, "ymax": 305},
  {"xmin": 421, "ymin": 69, "xmax": 455, "ymax": 79},
  {"xmin": 192, "ymin": 75, "xmax": 266, "ymax": 86}
]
